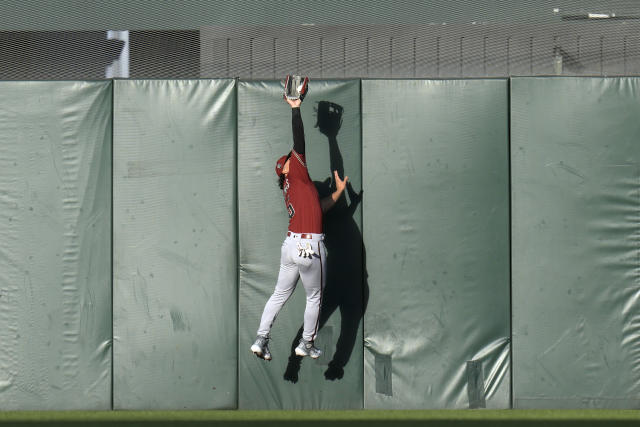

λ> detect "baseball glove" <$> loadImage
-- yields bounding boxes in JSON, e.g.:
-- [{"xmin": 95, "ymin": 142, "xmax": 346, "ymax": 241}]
[{"xmin": 284, "ymin": 74, "xmax": 309, "ymax": 101}]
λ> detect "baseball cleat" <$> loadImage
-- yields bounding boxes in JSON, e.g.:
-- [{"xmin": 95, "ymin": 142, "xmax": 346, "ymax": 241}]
[
  {"xmin": 251, "ymin": 335, "xmax": 272, "ymax": 361},
  {"xmin": 295, "ymin": 339, "xmax": 322, "ymax": 359}
]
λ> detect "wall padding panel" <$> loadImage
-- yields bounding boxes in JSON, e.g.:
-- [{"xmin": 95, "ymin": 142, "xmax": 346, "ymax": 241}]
[
  {"xmin": 113, "ymin": 80, "xmax": 237, "ymax": 409},
  {"xmin": 362, "ymin": 79, "xmax": 511, "ymax": 409},
  {"xmin": 511, "ymin": 77, "xmax": 640, "ymax": 409},
  {"xmin": 238, "ymin": 80, "xmax": 363, "ymax": 409},
  {"xmin": 0, "ymin": 81, "xmax": 112, "ymax": 409}
]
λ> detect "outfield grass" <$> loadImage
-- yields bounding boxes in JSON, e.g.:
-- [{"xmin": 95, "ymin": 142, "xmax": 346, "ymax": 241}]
[{"xmin": 0, "ymin": 410, "xmax": 639, "ymax": 426}]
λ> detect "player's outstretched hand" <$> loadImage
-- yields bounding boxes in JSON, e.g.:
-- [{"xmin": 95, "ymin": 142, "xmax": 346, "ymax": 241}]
[
  {"xmin": 334, "ymin": 170, "xmax": 348, "ymax": 193},
  {"xmin": 285, "ymin": 97, "xmax": 302, "ymax": 108}
]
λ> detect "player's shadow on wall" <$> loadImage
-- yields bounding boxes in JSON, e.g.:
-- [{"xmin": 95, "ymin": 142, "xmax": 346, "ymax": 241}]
[{"xmin": 284, "ymin": 101, "xmax": 369, "ymax": 383}]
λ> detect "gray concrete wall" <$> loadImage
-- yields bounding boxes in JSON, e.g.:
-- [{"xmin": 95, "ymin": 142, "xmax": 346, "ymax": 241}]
[
  {"xmin": 200, "ymin": 23, "xmax": 640, "ymax": 79},
  {"xmin": 1, "ymin": 22, "xmax": 639, "ymax": 80}
]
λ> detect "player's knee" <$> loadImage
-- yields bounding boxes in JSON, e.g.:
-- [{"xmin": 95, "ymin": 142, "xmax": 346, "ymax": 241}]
[
  {"xmin": 305, "ymin": 288, "xmax": 321, "ymax": 302},
  {"xmin": 275, "ymin": 285, "xmax": 297, "ymax": 298}
]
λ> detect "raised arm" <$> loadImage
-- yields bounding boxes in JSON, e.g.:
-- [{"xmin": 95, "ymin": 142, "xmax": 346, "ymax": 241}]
[{"xmin": 286, "ymin": 98, "xmax": 304, "ymax": 154}]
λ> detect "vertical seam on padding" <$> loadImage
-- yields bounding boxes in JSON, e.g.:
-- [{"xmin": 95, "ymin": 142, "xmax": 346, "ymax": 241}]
[
  {"xmin": 110, "ymin": 79, "xmax": 115, "ymax": 411},
  {"xmin": 507, "ymin": 77, "xmax": 514, "ymax": 409},
  {"xmin": 233, "ymin": 78, "xmax": 240, "ymax": 409}
]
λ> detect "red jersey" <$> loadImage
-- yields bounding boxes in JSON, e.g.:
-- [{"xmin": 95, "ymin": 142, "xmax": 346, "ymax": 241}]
[{"xmin": 283, "ymin": 150, "xmax": 323, "ymax": 233}]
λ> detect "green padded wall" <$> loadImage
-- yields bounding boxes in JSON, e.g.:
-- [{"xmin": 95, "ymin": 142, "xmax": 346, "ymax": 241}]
[
  {"xmin": 511, "ymin": 77, "xmax": 640, "ymax": 409},
  {"xmin": 113, "ymin": 80, "xmax": 237, "ymax": 409},
  {"xmin": 238, "ymin": 80, "xmax": 363, "ymax": 409},
  {"xmin": 362, "ymin": 80, "xmax": 510, "ymax": 409},
  {"xmin": 0, "ymin": 81, "xmax": 112, "ymax": 409}
]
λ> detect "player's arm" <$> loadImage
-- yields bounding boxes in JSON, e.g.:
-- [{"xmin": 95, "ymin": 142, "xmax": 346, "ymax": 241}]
[
  {"xmin": 321, "ymin": 170, "xmax": 348, "ymax": 213},
  {"xmin": 286, "ymin": 98, "xmax": 305, "ymax": 154}
]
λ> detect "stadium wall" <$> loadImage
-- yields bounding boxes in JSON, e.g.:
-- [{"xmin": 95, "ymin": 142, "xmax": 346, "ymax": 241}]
[{"xmin": 0, "ymin": 77, "xmax": 637, "ymax": 410}]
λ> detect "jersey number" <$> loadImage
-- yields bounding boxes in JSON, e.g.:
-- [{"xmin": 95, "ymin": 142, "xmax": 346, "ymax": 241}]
[{"xmin": 287, "ymin": 203, "xmax": 295, "ymax": 219}]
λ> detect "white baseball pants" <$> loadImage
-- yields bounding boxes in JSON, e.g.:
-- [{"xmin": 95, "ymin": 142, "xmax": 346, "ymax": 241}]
[{"xmin": 257, "ymin": 233, "xmax": 327, "ymax": 342}]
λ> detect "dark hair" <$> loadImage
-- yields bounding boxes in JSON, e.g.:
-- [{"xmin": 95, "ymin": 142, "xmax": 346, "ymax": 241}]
[{"xmin": 277, "ymin": 152, "xmax": 292, "ymax": 190}]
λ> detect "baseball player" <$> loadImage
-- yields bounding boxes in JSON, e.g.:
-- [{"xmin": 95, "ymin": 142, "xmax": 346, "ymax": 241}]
[{"xmin": 251, "ymin": 91, "xmax": 348, "ymax": 361}]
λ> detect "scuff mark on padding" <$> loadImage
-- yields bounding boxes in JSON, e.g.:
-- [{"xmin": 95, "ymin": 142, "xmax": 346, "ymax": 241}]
[
  {"xmin": 466, "ymin": 360, "xmax": 486, "ymax": 409},
  {"xmin": 375, "ymin": 353, "xmax": 392, "ymax": 396}
]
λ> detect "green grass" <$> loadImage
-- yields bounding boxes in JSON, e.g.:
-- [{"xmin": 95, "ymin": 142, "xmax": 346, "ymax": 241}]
[{"xmin": 0, "ymin": 410, "xmax": 639, "ymax": 426}]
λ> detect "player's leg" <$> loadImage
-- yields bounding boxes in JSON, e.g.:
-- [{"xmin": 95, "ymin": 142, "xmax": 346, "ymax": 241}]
[
  {"xmin": 253, "ymin": 238, "xmax": 299, "ymax": 360},
  {"xmin": 257, "ymin": 239, "xmax": 299, "ymax": 336},
  {"xmin": 295, "ymin": 239, "xmax": 327, "ymax": 358}
]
